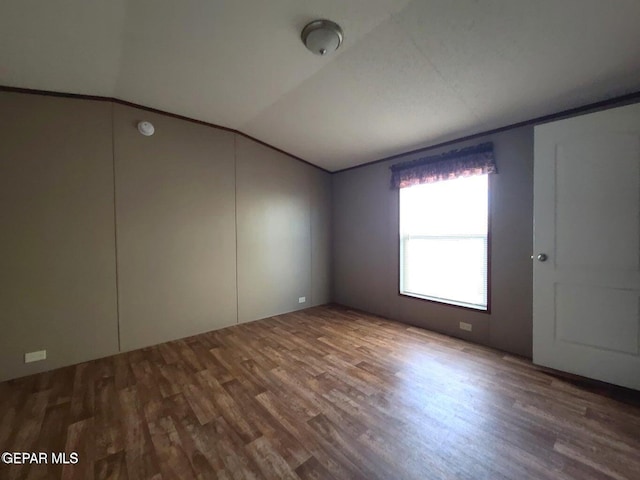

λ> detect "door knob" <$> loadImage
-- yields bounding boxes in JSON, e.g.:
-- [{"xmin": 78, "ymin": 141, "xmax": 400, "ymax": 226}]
[{"xmin": 536, "ymin": 253, "xmax": 548, "ymax": 262}]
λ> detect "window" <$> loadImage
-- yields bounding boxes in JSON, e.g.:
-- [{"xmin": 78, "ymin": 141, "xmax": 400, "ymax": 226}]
[{"xmin": 399, "ymin": 174, "xmax": 489, "ymax": 310}]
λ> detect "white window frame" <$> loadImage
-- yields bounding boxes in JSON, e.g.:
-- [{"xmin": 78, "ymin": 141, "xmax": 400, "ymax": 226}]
[{"xmin": 399, "ymin": 174, "xmax": 491, "ymax": 312}]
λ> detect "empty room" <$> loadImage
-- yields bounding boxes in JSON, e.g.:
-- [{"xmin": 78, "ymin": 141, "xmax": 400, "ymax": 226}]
[{"xmin": 1, "ymin": 1, "xmax": 639, "ymax": 479}]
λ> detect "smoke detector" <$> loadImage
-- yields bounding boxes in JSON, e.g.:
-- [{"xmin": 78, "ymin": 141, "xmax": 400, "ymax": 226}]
[
  {"xmin": 301, "ymin": 20, "xmax": 343, "ymax": 56},
  {"xmin": 137, "ymin": 121, "xmax": 155, "ymax": 136}
]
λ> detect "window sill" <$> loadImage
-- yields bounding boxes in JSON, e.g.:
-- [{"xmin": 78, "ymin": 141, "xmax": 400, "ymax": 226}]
[{"xmin": 398, "ymin": 291, "xmax": 490, "ymax": 314}]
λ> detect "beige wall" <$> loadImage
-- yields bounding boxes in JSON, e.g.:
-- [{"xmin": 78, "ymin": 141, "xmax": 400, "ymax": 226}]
[
  {"xmin": 113, "ymin": 105, "xmax": 238, "ymax": 350},
  {"xmin": 332, "ymin": 127, "xmax": 534, "ymax": 357},
  {"xmin": 310, "ymin": 168, "xmax": 332, "ymax": 306},
  {"xmin": 0, "ymin": 92, "xmax": 332, "ymax": 381},
  {"xmin": 236, "ymin": 136, "xmax": 331, "ymax": 322},
  {"xmin": 0, "ymin": 93, "xmax": 119, "ymax": 380}
]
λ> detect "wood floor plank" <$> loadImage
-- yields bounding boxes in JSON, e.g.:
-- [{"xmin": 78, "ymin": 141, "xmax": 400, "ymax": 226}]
[
  {"xmin": 118, "ymin": 386, "xmax": 160, "ymax": 480},
  {"xmin": 244, "ymin": 436, "xmax": 299, "ymax": 480},
  {"xmin": 1, "ymin": 305, "xmax": 639, "ymax": 479},
  {"xmin": 95, "ymin": 377, "xmax": 125, "ymax": 461},
  {"xmin": 254, "ymin": 390, "xmax": 370, "ymax": 480},
  {"xmin": 294, "ymin": 455, "xmax": 337, "ymax": 480},
  {"xmin": 212, "ymin": 416, "xmax": 265, "ymax": 480},
  {"xmin": 196, "ymin": 370, "xmax": 261, "ymax": 444},
  {"xmin": 25, "ymin": 403, "xmax": 70, "ymax": 480},
  {"xmin": 68, "ymin": 362, "xmax": 95, "ymax": 424},
  {"xmin": 63, "ymin": 418, "xmax": 95, "ymax": 480},
  {"xmin": 3, "ymin": 389, "xmax": 51, "ymax": 480},
  {"xmin": 146, "ymin": 413, "xmax": 197, "ymax": 480},
  {"xmin": 94, "ymin": 451, "xmax": 128, "ymax": 480},
  {"xmin": 223, "ymin": 379, "xmax": 311, "ymax": 469}
]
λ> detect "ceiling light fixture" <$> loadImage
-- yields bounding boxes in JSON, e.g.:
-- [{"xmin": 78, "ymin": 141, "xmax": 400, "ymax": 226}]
[{"xmin": 301, "ymin": 20, "xmax": 343, "ymax": 56}]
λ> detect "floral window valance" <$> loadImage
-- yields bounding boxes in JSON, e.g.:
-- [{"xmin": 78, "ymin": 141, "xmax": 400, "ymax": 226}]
[{"xmin": 390, "ymin": 142, "xmax": 497, "ymax": 189}]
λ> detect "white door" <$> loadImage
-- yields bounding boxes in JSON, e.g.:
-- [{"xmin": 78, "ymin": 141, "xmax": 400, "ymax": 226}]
[{"xmin": 533, "ymin": 103, "xmax": 640, "ymax": 390}]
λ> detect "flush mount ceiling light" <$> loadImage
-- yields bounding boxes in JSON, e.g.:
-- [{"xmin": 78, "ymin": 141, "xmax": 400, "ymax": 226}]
[{"xmin": 301, "ymin": 20, "xmax": 343, "ymax": 56}]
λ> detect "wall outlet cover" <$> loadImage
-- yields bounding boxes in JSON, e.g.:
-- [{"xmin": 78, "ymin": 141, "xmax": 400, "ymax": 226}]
[
  {"xmin": 459, "ymin": 322, "xmax": 473, "ymax": 332},
  {"xmin": 25, "ymin": 350, "xmax": 47, "ymax": 363},
  {"xmin": 298, "ymin": 296, "xmax": 306, "ymax": 303}
]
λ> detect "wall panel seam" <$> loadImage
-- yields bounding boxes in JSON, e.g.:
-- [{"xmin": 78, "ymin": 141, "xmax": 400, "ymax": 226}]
[
  {"xmin": 111, "ymin": 102, "xmax": 122, "ymax": 352},
  {"xmin": 234, "ymin": 134, "xmax": 239, "ymax": 324}
]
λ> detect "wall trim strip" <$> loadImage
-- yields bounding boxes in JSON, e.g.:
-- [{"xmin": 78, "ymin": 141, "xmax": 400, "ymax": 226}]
[
  {"xmin": 334, "ymin": 90, "xmax": 640, "ymax": 174},
  {"xmin": 0, "ymin": 85, "xmax": 331, "ymax": 174},
  {"xmin": 3, "ymin": 85, "xmax": 640, "ymax": 175}
]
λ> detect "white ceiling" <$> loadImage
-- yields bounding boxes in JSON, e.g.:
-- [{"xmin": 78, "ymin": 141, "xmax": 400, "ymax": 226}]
[{"xmin": 2, "ymin": 0, "xmax": 640, "ymax": 171}]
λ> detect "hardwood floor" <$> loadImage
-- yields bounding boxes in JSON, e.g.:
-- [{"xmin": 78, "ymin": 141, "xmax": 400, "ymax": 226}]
[{"xmin": 1, "ymin": 305, "xmax": 639, "ymax": 480}]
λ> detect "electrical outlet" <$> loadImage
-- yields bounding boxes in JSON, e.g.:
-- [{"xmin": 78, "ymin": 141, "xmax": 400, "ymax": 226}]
[
  {"xmin": 459, "ymin": 322, "xmax": 472, "ymax": 332},
  {"xmin": 25, "ymin": 350, "xmax": 47, "ymax": 363},
  {"xmin": 298, "ymin": 296, "xmax": 306, "ymax": 304}
]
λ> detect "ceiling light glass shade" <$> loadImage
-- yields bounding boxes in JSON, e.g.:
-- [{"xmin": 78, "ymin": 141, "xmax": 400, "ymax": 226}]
[{"xmin": 301, "ymin": 20, "xmax": 343, "ymax": 56}]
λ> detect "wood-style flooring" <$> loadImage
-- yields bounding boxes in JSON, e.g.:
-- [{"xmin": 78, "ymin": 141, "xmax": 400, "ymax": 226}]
[{"xmin": 1, "ymin": 305, "xmax": 639, "ymax": 480}]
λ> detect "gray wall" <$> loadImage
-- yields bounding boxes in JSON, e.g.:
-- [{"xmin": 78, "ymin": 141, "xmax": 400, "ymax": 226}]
[
  {"xmin": 310, "ymin": 168, "xmax": 332, "ymax": 306},
  {"xmin": 236, "ymin": 135, "xmax": 331, "ymax": 322},
  {"xmin": 114, "ymin": 104, "xmax": 238, "ymax": 351},
  {"xmin": 332, "ymin": 127, "xmax": 534, "ymax": 358},
  {"xmin": 0, "ymin": 91, "xmax": 332, "ymax": 381},
  {"xmin": 0, "ymin": 94, "xmax": 119, "ymax": 380}
]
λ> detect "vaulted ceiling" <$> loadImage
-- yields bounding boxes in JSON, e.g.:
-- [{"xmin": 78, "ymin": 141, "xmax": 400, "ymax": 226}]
[{"xmin": 2, "ymin": 1, "xmax": 640, "ymax": 171}]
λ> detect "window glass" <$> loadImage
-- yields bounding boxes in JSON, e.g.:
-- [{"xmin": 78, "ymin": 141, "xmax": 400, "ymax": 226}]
[{"xmin": 399, "ymin": 174, "xmax": 489, "ymax": 310}]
